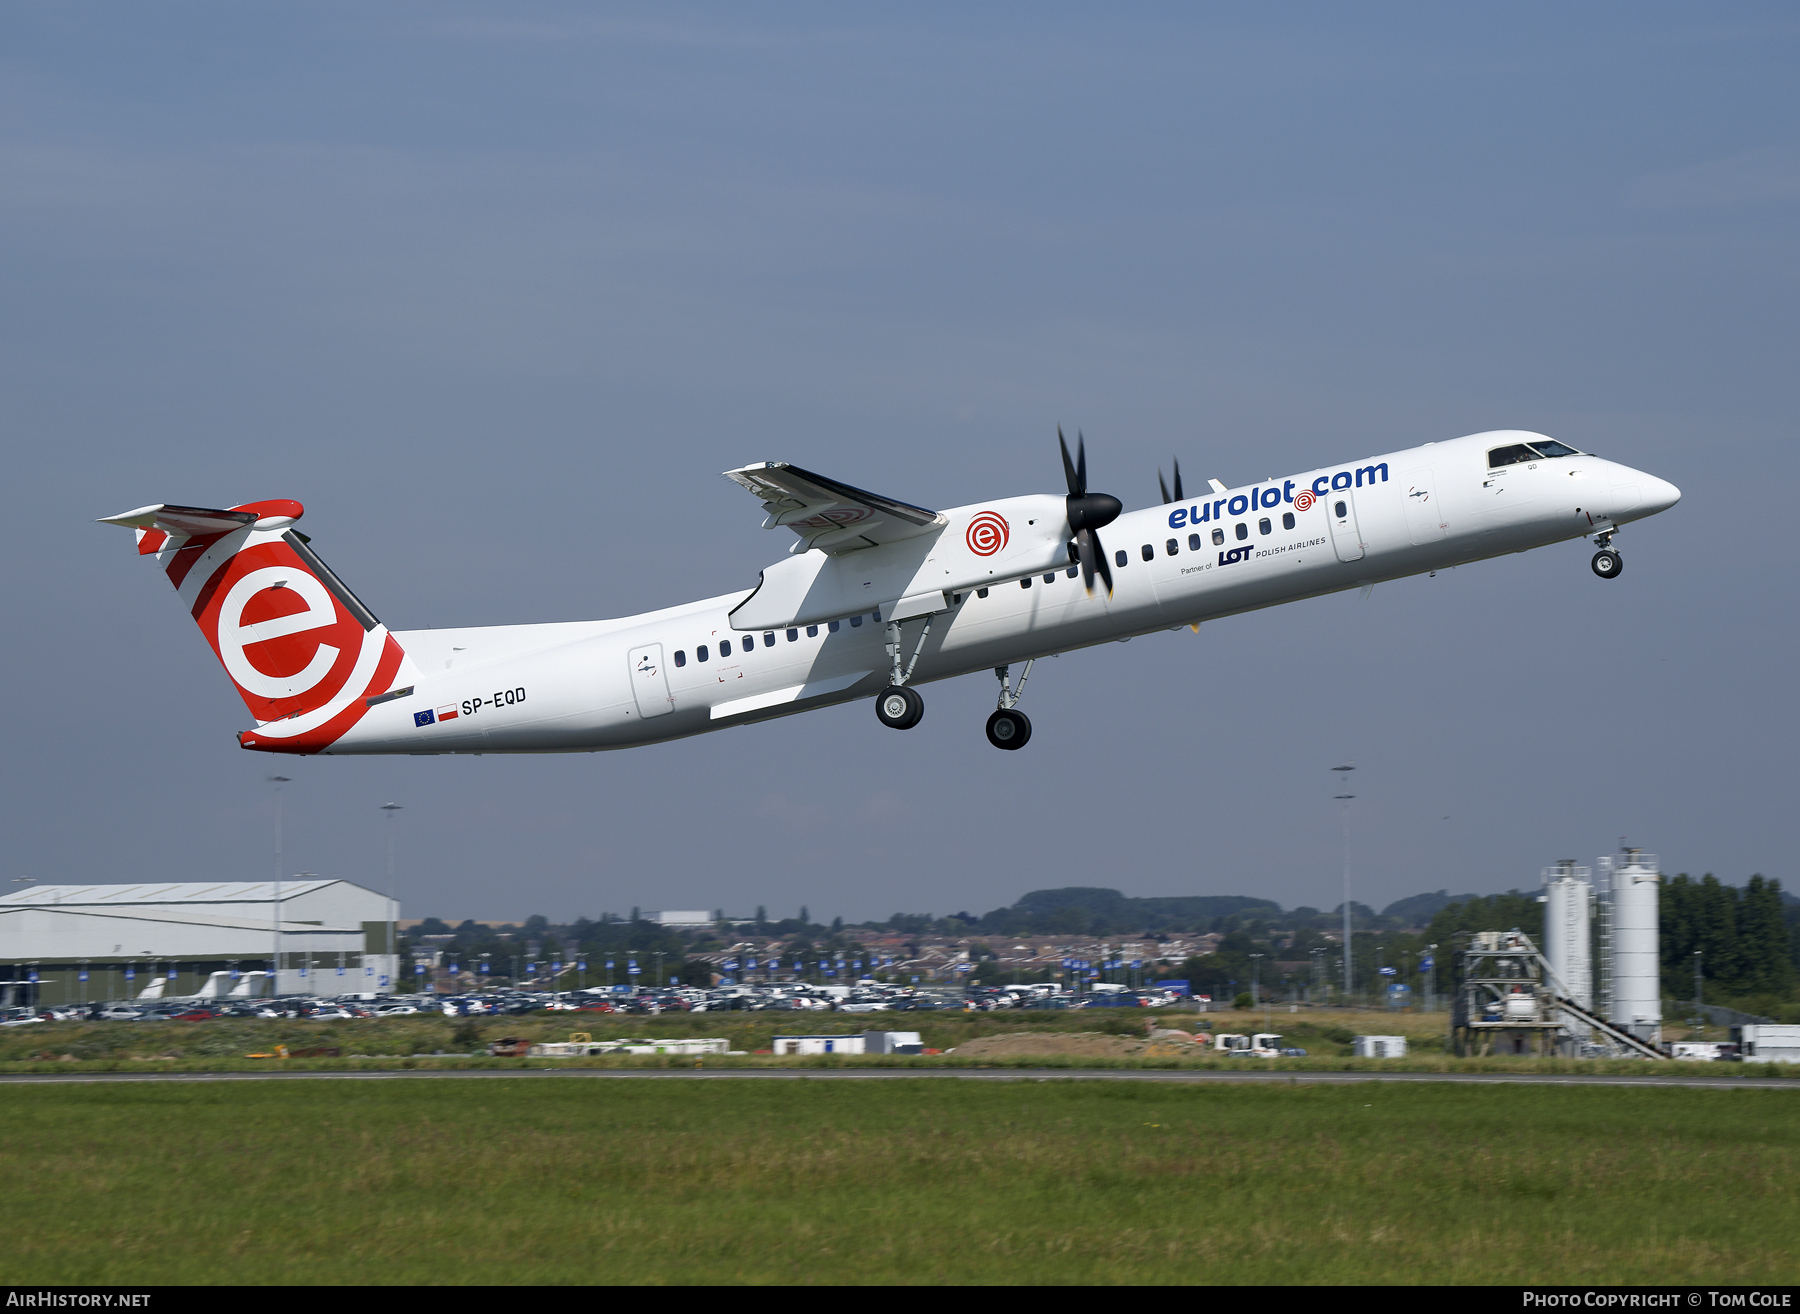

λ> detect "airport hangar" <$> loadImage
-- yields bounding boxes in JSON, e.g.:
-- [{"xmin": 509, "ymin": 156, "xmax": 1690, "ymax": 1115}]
[{"xmin": 0, "ymin": 880, "xmax": 400, "ymax": 1007}]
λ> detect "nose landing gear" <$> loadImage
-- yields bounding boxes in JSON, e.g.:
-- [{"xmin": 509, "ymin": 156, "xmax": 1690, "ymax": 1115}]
[{"xmin": 1590, "ymin": 530, "xmax": 1623, "ymax": 579}]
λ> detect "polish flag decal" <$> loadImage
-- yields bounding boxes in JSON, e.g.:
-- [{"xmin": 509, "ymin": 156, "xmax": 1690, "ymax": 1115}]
[{"xmin": 435, "ymin": 704, "xmax": 460, "ymax": 721}]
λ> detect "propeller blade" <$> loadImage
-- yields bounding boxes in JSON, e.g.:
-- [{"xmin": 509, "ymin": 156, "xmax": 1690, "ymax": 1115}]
[
  {"xmin": 1076, "ymin": 431, "xmax": 1088, "ymax": 496},
  {"xmin": 1158, "ymin": 468, "xmax": 1172, "ymax": 505},
  {"xmin": 1058, "ymin": 427, "xmax": 1083, "ymax": 498},
  {"xmin": 1172, "ymin": 457, "xmax": 1184, "ymax": 504},
  {"xmin": 1091, "ymin": 528, "xmax": 1113, "ymax": 595},
  {"xmin": 1076, "ymin": 527, "xmax": 1114, "ymax": 596}
]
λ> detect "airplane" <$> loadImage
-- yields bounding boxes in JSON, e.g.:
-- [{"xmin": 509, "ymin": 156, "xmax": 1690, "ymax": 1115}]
[{"xmin": 100, "ymin": 429, "xmax": 1679, "ymax": 756}]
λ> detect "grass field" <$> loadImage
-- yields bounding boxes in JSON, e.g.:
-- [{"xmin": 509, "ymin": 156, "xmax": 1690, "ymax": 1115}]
[
  {"xmin": 2, "ymin": 1008, "xmax": 1790, "ymax": 1079},
  {"xmin": 2, "ymin": 1078, "xmax": 1795, "ymax": 1284}
]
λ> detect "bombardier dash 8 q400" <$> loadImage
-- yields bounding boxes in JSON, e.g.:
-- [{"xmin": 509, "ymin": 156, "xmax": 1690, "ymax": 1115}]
[{"xmin": 102, "ymin": 430, "xmax": 1678, "ymax": 756}]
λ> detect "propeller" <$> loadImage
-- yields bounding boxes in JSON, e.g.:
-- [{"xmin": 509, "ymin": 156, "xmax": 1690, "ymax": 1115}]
[
  {"xmin": 1158, "ymin": 458, "xmax": 1185, "ymax": 506},
  {"xmin": 1059, "ymin": 427, "xmax": 1122, "ymax": 594}
]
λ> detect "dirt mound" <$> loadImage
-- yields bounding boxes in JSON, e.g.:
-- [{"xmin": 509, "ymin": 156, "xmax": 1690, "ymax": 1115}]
[{"xmin": 949, "ymin": 1031, "xmax": 1209, "ymax": 1058}]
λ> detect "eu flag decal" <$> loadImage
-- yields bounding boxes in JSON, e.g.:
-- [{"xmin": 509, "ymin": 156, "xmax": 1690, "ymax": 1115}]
[{"xmin": 414, "ymin": 709, "xmax": 435, "ymax": 727}]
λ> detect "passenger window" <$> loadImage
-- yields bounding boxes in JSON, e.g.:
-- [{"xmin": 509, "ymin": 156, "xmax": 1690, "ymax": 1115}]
[
  {"xmin": 1334, "ymin": 500, "xmax": 1347, "ymax": 518},
  {"xmin": 742, "ymin": 634, "xmax": 754, "ymax": 650},
  {"xmin": 1066, "ymin": 566, "xmax": 1078, "ymax": 578},
  {"xmin": 828, "ymin": 620, "xmax": 840, "ymax": 632},
  {"xmin": 764, "ymin": 632, "xmax": 776, "ymax": 646},
  {"xmin": 1114, "ymin": 550, "xmax": 1128, "ymax": 568},
  {"xmin": 849, "ymin": 615, "xmax": 862, "ymax": 627},
  {"xmin": 1282, "ymin": 512, "xmax": 1295, "ymax": 530},
  {"xmin": 1487, "ymin": 443, "xmax": 1540, "ymax": 468},
  {"xmin": 787, "ymin": 628, "xmax": 798, "ymax": 642},
  {"xmin": 1235, "ymin": 523, "xmax": 1248, "ymax": 541},
  {"xmin": 807, "ymin": 625, "xmax": 818, "ymax": 637},
  {"xmin": 977, "ymin": 588, "xmax": 988, "ymax": 598},
  {"xmin": 1140, "ymin": 544, "xmax": 1154, "ymax": 562},
  {"xmin": 719, "ymin": 639, "xmax": 731, "ymax": 657},
  {"xmin": 1020, "ymin": 577, "xmax": 1031, "ymax": 589},
  {"xmin": 1212, "ymin": 528, "xmax": 1224, "ymax": 546},
  {"xmin": 697, "ymin": 645, "xmax": 709, "ymax": 663},
  {"xmin": 674, "ymin": 650, "xmax": 686, "ymax": 668},
  {"xmin": 1165, "ymin": 539, "xmax": 1178, "ymax": 556},
  {"xmin": 1188, "ymin": 533, "xmax": 1202, "ymax": 551},
  {"xmin": 1258, "ymin": 518, "xmax": 1271, "ymax": 535}
]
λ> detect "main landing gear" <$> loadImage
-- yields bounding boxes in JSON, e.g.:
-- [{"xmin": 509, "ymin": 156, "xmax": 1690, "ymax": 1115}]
[
  {"xmin": 874, "ymin": 615, "xmax": 935, "ymax": 731},
  {"xmin": 986, "ymin": 661, "xmax": 1034, "ymax": 751},
  {"xmin": 1591, "ymin": 530, "xmax": 1623, "ymax": 580},
  {"xmin": 870, "ymin": 619, "xmax": 1038, "ymax": 750},
  {"xmin": 876, "ymin": 685, "xmax": 923, "ymax": 729}
]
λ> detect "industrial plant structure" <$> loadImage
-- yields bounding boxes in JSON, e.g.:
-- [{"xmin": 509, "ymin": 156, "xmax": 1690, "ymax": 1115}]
[{"xmin": 1451, "ymin": 849, "xmax": 1668, "ymax": 1059}]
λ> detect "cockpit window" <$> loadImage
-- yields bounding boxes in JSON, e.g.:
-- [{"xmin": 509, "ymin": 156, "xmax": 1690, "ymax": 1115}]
[
  {"xmin": 1487, "ymin": 444, "xmax": 1539, "ymax": 468},
  {"xmin": 1489, "ymin": 440, "xmax": 1580, "ymax": 468}
]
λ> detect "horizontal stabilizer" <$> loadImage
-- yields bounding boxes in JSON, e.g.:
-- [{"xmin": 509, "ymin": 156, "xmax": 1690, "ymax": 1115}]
[
  {"xmin": 99, "ymin": 503, "xmax": 258, "ymax": 535},
  {"xmin": 98, "ymin": 501, "xmax": 303, "ymax": 555}
]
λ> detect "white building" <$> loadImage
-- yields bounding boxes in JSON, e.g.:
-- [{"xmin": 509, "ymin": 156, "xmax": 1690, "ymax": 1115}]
[
  {"xmin": 650, "ymin": 910, "xmax": 713, "ymax": 927},
  {"xmin": 0, "ymin": 879, "xmax": 399, "ymax": 1002}
]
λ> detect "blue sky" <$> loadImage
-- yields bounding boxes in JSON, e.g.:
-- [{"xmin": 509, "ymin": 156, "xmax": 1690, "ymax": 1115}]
[{"xmin": 4, "ymin": 4, "xmax": 1796, "ymax": 922}]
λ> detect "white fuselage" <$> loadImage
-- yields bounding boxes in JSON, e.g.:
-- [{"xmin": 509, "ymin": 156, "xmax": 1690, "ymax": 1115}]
[{"xmin": 327, "ymin": 431, "xmax": 1679, "ymax": 755}]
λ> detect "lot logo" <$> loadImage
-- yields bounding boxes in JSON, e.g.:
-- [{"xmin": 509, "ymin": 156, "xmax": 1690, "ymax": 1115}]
[
  {"xmin": 965, "ymin": 511, "xmax": 1009, "ymax": 556},
  {"xmin": 1218, "ymin": 546, "xmax": 1252, "ymax": 565}
]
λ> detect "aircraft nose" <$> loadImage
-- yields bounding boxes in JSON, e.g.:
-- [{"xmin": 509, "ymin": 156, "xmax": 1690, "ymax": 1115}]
[{"xmin": 1643, "ymin": 475, "xmax": 1682, "ymax": 514}]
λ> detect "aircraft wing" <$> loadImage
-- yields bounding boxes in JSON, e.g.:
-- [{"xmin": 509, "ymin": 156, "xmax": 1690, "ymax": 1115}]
[{"xmin": 724, "ymin": 462, "xmax": 946, "ymax": 555}]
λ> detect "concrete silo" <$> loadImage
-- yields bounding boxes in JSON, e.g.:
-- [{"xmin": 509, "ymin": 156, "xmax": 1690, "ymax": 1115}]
[
  {"xmin": 1540, "ymin": 861, "xmax": 1593, "ymax": 1010},
  {"xmin": 1607, "ymin": 850, "xmax": 1661, "ymax": 1043}
]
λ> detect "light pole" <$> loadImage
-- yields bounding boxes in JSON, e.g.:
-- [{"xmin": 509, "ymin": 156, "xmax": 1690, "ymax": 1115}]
[
  {"xmin": 1693, "ymin": 950, "xmax": 1704, "ymax": 1039},
  {"xmin": 268, "ymin": 776, "xmax": 291, "ymax": 996},
  {"xmin": 1426, "ymin": 943, "xmax": 1438, "ymax": 1012},
  {"xmin": 1332, "ymin": 764, "xmax": 1355, "ymax": 1005},
  {"xmin": 380, "ymin": 803, "xmax": 402, "ymax": 995},
  {"xmin": 1249, "ymin": 952, "xmax": 1264, "ymax": 1030}
]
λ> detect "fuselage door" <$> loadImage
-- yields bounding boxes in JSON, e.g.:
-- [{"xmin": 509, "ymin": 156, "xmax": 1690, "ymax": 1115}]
[
  {"xmin": 1327, "ymin": 489, "xmax": 1365, "ymax": 562},
  {"xmin": 1400, "ymin": 467, "xmax": 1446, "ymax": 545},
  {"xmin": 628, "ymin": 643, "xmax": 674, "ymax": 718}
]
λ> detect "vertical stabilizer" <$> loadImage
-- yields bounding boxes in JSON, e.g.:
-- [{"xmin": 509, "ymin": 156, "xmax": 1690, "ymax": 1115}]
[{"xmin": 97, "ymin": 501, "xmax": 414, "ymax": 753}]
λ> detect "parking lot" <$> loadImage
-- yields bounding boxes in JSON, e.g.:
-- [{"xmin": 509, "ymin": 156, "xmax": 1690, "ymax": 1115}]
[{"xmin": 1, "ymin": 979, "xmax": 1189, "ymax": 1025}]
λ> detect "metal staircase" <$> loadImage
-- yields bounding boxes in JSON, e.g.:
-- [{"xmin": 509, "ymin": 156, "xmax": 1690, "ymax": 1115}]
[{"xmin": 1555, "ymin": 995, "xmax": 1668, "ymax": 1060}]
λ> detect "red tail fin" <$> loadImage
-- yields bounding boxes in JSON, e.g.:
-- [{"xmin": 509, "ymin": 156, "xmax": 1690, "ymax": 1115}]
[{"xmin": 99, "ymin": 501, "xmax": 410, "ymax": 754}]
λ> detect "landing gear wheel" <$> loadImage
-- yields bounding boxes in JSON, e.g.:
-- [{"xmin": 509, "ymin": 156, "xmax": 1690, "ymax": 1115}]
[
  {"xmin": 1591, "ymin": 549, "xmax": 1623, "ymax": 579},
  {"xmin": 875, "ymin": 686, "xmax": 924, "ymax": 730},
  {"xmin": 985, "ymin": 708, "xmax": 1032, "ymax": 750}
]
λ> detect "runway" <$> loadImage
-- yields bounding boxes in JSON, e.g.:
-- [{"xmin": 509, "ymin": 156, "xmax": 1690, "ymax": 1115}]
[{"xmin": 0, "ymin": 1066, "xmax": 1793, "ymax": 1090}]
